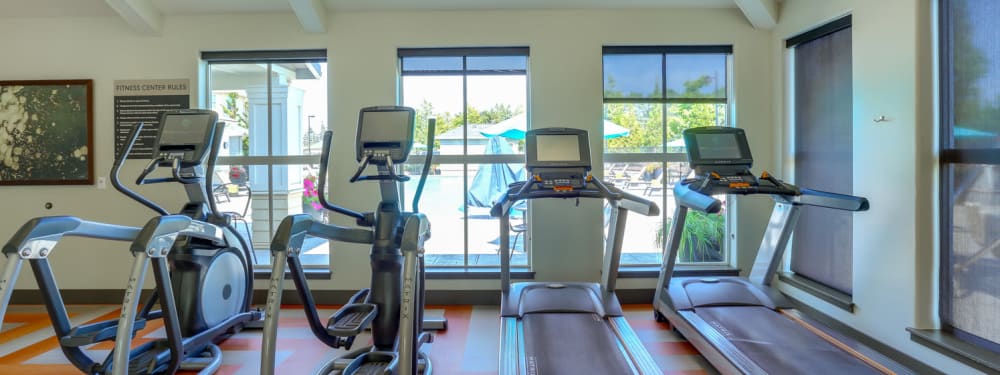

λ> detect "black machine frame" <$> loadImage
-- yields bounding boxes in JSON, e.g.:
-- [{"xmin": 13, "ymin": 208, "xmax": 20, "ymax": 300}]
[
  {"xmin": 261, "ymin": 105, "xmax": 441, "ymax": 375},
  {"xmin": 653, "ymin": 126, "xmax": 915, "ymax": 375},
  {"xmin": 492, "ymin": 127, "xmax": 662, "ymax": 375},
  {"xmin": 0, "ymin": 109, "xmax": 261, "ymax": 375}
]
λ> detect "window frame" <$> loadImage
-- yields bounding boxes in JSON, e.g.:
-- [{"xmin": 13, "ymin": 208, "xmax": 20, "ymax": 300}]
[
  {"xmin": 782, "ymin": 15, "xmax": 856, "ymax": 307},
  {"xmin": 938, "ymin": 0, "xmax": 1000, "ymax": 354},
  {"xmin": 202, "ymin": 49, "xmax": 329, "ymax": 269},
  {"xmin": 601, "ymin": 45, "xmax": 734, "ymax": 266},
  {"xmin": 398, "ymin": 47, "xmax": 530, "ymax": 269}
]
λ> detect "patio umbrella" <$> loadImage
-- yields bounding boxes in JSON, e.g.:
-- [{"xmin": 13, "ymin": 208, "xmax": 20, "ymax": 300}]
[
  {"xmin": 479, "ymin": 113, "xmax": 630, "ymax": 140},
  {"xmin": 467, "ymin": 136, "xmax": 526, "ymax": 208}
]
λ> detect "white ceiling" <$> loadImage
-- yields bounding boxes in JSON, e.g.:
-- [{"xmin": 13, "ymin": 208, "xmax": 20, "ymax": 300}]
[
  {"xmin": 0, "ymin": 0, "xmax": 737, "ymax": 18},
  {"xmin": 0, "ymin": 0, "xmax": 777, "ymax": 34}
]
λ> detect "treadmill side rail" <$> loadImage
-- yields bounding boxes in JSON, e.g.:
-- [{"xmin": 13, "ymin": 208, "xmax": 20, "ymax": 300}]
[
  {"xmin": 674, "ymin": 310, "xmax": 767, "ymax": 375},
  {"xmin": 499, "ymin": 317, "xmax": 524, "ymax": 375},
  {"xmin": 609, "ymin": 317, "xmax": 661, "ymax": 374}
]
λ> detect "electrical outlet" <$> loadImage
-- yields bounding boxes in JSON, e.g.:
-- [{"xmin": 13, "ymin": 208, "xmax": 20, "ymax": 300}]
[{"xmin": 97, "ymin": 177, "xmax": 107, "ymax": 190}]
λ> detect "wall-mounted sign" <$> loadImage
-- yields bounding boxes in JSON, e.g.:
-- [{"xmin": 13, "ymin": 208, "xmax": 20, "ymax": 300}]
[{"xmin": 114, "ymin": 79, "xmax": 190, "ymax": 159}]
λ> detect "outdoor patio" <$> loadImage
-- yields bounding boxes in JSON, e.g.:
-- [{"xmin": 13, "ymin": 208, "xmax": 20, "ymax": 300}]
[{"xmin": 213, "ymin": 172, "xmax": 674, "ymax": 268}]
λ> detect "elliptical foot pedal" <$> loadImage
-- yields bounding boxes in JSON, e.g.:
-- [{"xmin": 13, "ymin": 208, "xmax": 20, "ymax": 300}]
[
  {"xmin": 342, "ymin": 352, "xmax": 398, "ymax": 375},
  {"xmin": 127, "ymin": 343, "xmax": 170, "ymax": 375},
  {"xmin": 326, "ymin": 303, "xmax": 378, "ymax": 336},
  {"xmin": 60, "ymin": 319, "xmax": 147, "ymax": 347}
]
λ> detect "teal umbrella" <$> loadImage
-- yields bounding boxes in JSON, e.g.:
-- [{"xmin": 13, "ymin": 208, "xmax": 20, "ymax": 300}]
[{"xmin": 479, "ymin": 113, "xmax": 630, "ymax": 140}]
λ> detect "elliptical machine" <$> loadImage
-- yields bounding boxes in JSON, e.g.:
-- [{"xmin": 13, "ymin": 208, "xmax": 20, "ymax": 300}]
[
  {"xmin": 261, "ymin": 106, "xmax": 439, "ymax": 375},
  {"xmin": 0, "ymin": 109, "xmax": 261, "ymax": 374}
]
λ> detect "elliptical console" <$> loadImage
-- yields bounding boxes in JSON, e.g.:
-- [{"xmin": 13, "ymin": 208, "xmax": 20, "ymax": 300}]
[{"xmin": 672, "ymin": 127, "xmax": 801, "ymax": 214}]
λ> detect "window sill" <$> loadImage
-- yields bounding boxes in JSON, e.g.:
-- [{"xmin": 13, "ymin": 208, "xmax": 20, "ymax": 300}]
[
  {"xmin": 618, "ymin": 264, "xmax": 739, "ymax": 278},
  {"xmin": 778, "ymin": 272, "xmax": 854, "ymax": 312},
  {"xmin": 426, "ymin": 268, "xmax": 535, "ymax": 280},
  {"xmin": 908, "ymin": 328, "xmax": 1000, "ymax": 374},
  {"xmin": 253, "ymin": 268, "xmax": 331, "ymax": 280}
]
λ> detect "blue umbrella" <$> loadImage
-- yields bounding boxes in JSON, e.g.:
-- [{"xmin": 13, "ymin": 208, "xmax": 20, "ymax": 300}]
[
  {"xmin": 467, "ymin": 136, "xmax": 526, "ymax": 208},
  {"xmin": 479, "ymin": 113, "xmax": 630, "ymax": 140}
]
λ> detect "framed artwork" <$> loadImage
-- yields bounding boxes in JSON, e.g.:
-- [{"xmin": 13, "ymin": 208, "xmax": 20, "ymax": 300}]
[{"xmin": 0, "ymin": 79, "xmax": 94, "ymax": 185}]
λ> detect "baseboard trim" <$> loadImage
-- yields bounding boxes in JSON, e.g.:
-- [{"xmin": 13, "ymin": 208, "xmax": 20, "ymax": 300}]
[
  {"xmin": 788, "ymin": 296, "xmax": 943, "ymax": 375},
  {"xmin": 10, "ymin": 288, "xmax": 658, "ymax": 306}
]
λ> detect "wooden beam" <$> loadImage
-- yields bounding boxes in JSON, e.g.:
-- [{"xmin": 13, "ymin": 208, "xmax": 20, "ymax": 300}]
[
  {"xmin": 288, "ymin": 0, "xmax": 328, "ymax": 33},
  {"xmin": 734, "ymin": 0, "xmax": 779, "ymax": 29},
  {"xmin": 103, "ymin": 0, "xmax": 163, "ymax": 35}
]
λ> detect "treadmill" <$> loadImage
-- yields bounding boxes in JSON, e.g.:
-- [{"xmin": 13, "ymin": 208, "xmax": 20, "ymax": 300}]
[
  {"xmin": 491, "ymin": 128, "xmax": 662, "ymax": 375},
  {"xmin": 653, "ymin": 126, "xmax": 912, "ymax": 375}
]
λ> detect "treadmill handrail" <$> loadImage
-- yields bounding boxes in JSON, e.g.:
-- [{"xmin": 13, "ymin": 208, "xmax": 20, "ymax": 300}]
[
  {"xmin": 785, "ymin": 188, "xmax": 870, "ymax": 211},
  {"xmin": 2, "ymin": 216, "xmax": 142, "ymax": 256},
  {"xmin": 673, "ymin": 180, "xmax": 869, "ymax": 214},
  {"xmin": 490, "ymin": 178, "xmax": 659, "ymax": 218},
  {"xmin": 673, "ymin": 183, "xmax": 723, "ymax": 214}
]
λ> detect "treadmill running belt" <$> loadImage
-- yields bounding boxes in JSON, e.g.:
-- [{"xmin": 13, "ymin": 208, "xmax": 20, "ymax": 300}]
[
  {"xmin": 695, "ymin": 306, "xmax": 883, "ymax": 375},
  {"xmin": 522, "ymin": 313, "xmax": 634, "ymax": 375}
]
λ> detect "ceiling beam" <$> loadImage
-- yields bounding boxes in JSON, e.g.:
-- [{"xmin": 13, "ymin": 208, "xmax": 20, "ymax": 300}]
[
  {"xmin": 288, "ymin": 0, "xmax": 328, "ymax": 33},
  {"xmin": 734, "ymin": 0, "xmax": 778, "ymax": 29},
  {"xmin": 103, "ymin": 0, "xmax": 163, "ymax": 35}
]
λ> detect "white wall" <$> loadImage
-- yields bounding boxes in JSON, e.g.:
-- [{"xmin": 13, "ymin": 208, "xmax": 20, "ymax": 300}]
[
  {"xmin": 0, "ymin": 10, "xmax": 773, "ymax": 291},
  {"xmin": 3, "ymin": 2, "xmax": 969, "ymax": 372},
  {"xmin": 773, "ymin": 0, "xmax": 975, "ymax": 373}
]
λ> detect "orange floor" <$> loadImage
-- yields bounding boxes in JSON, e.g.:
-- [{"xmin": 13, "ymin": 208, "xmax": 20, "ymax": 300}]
[{"xmin": 0, "ymin": 304, "xmax": 712, "ymax": 374}]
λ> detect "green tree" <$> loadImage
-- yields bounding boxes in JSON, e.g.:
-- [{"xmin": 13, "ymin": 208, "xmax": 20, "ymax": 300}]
[
  {"xmin": 950, "ymin": 0, "xmax": 995, "ymax": 138},
  {"xmin": 412, "ymin": 101, "xmax": 522, "ymax": 154},
  {"xmin": 221, "ymin": 92, "xmax": 250, "ymax": 155},
  {"xmin": 604, "ymin": 73, "xmax": 723, "ymax": 152}
]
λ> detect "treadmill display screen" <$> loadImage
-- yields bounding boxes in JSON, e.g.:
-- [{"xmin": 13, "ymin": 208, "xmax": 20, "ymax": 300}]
[
  {"xmin": 535, "ymin": 134, "xmax": 581, "ymax": 162},
  {"xmin": 694, "ymin": 133, "xmax": 743, "ymax": 159},
  {"xmin": 683, "ymin": 127, "xmax": 753, "ymax": 169}
]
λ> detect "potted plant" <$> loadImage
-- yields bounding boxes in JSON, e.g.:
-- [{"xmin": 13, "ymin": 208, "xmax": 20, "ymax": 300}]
[{"xmin": 656, "ymin": 210, "xmax": 725, "ymax": 262}]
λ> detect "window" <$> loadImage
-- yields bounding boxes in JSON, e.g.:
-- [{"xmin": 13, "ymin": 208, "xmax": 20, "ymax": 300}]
[
  {"xmin": 398, "ymin": 47, "xmax": 529, "ymax": 268},
  {"xmin": 787, "ymin": 16, "xmax": 855, "ymax": 296},
  {"xmin": 202, "ymin": 49, "xmax": 329, "ymax": 267},
  {"xmin": 939, "ymin": 0, "xmax": 1000, "ymax": 354},
  {"xmin": 602, "ymin": 46, "xmax": 732, "ymax": 266}
]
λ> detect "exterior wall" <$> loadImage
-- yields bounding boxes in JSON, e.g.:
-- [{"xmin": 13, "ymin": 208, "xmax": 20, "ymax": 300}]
[
  {"xmin": 773, "ymin": 1, "xmax": 978, "ymax": 373},
  {"xmin": 0, "ymin": 8, "xmax": 774, "ymax": 292}
]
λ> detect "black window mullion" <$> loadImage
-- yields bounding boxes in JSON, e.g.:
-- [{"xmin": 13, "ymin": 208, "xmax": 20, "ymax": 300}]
[
  {"xmin": 785, "ymin": 15, "xmax": 852, "ymax": 48},
  {"xmin": 202, "ymin": 49, "xmax": 327, "ymax": 62},
  {"xmin": 398, "ymin": 46, "xmax": 529, "ymax": 57},
  {"xmin": 603, "ymin": 45, "xmax": 733, "ymax": 54}
]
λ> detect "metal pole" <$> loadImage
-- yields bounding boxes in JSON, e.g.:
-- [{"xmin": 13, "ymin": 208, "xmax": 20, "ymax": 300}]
[
  {"xmin": 260, "ymin": 250, "xmax": 288, "ymax": 375},
  {"xmin": 0, "ymin": 257, "xmax": 24, "ymax": 333},
  {"xmin": 112, "ymin": 251, "xmax": 150, "ymax": 375}
]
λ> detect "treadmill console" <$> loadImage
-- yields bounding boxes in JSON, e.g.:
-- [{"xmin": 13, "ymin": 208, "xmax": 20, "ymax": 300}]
[
  {"xmin": 356, "ymin": 106, "xmax": 416, "ymax": 164},
  {"xmin": 525, "ymin": 128, "xmax": 591, "ymax": 189},
  {"xmin": 680, "ymin": 127, "xmax": 797, "ymax": 198},
  {"xmin": 154, "ymin": 109, "xmax": 219, "ymax": 167}
]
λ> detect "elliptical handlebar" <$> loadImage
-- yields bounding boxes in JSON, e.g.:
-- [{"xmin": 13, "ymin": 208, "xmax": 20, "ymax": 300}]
[
  {"xmin": 134, "ymin": 158, "xmax": 201, "ymax": 186},
  {"xmin": 318, "ymin": 131, "xmax": 373, "ymax": 226},
  {"xmin": 204, "ymin": 122, "xmax": 225, "ymax": 218},
  {"xmin": 411, "ymin": 118, "xmax": 436, "ymax": 213},
  {"xmin": 111, "ymin": 122, "xmax": 169, "ymax": 216}
]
